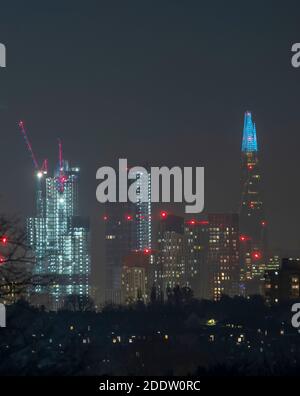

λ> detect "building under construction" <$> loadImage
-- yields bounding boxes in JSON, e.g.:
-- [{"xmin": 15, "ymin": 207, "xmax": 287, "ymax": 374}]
[{"xmin": 19, "ymin": 121, "xmax": 90, "ymax": 310}]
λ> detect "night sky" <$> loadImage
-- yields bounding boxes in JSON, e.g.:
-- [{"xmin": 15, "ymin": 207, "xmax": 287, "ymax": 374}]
[{"xmin": 1, "ymin": 0, "xmax": 300, "ymax": 292}]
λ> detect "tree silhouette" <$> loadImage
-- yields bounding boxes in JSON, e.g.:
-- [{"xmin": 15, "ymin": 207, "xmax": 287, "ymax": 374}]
[
  {"xmin": 61, "ymin": 294, "xmax": 95, "ymax": 312},
  {"xmin": 0, "ymin": 215, "xmax": 54, "ymax": 303}
]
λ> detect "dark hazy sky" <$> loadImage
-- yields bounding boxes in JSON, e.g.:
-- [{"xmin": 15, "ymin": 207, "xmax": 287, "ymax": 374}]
[{"xmin": 1, "ymin": 0, "xmax": 300, "ymax": 288}]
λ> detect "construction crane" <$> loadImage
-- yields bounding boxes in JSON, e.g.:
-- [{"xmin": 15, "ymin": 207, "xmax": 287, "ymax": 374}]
[
  {"xmin": 19, "ymin": 120, "xmax": 68, "ymax": 194},
  {"xmin": 56, "ymin": 138, "xmax": 68, "ymax": 193},
  {"xmin": 18, "ymin": 120, "xmax": 48, "ymax": 177},
  {"xmin": 18, "ymin": 120, "xmax": 48, "ymax": 217}
]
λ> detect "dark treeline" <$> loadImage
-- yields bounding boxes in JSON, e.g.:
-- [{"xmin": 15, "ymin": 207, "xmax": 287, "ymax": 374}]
[{"xmin": 0, "ymin": 292, "xmax": 299, "ymax": 375}]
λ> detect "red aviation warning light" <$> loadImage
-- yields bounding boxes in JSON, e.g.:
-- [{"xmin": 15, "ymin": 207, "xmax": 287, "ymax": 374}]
[
  {"xmin": 239, "ymin": 235, "xmax": 251, "ymax": 242},
  {"xmin": 199, "ymin": 220, "xmax": 209, "ymax": 225},
  {"xmin": 160, "ymin": 211, "xmax": 167, "ymax": 219},
  {"xmin": 186, "ymin": 220, "xmax": 209, "ymax": 226},
  {"xmin": 1, "ymin": 236, "xmax": 7, "ymax": 245},
  {"xmin": 261, "ymin": 220, "xmax": 267, "ymax": 227},
  {"xmin": 186, "ymin": 219, "xmax": 197, "ymax": 225},
  {"xmin": 252, "ymin": 251, "xmax": 262, "ymax": 261},
  {"xmin": 126, "ymin": 215, "xmax": 133, "ymax": 221}
]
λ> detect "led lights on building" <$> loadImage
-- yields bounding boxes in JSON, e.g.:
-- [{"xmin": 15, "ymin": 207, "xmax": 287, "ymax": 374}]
[{"xmin": 27, "ymin": 161, "xmax": 90, "ymax": 310}]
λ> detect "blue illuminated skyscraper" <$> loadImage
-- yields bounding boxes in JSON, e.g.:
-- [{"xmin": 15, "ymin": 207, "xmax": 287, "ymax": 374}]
[
  {"xmin": 242, "ymin": 111, "xmax": 258, "ymax": 153},
  {"xmin": 239, "ymin": 111, "xmax": 267, "ymax": 295},
  {"xmin": 27, "ymin": 161, "xmax": 90, "ymax": 310}
]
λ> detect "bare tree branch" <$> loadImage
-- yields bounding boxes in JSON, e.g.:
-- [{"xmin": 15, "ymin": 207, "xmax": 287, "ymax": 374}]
[{"xmin": 0, "ymin": 214, "xmax": 55, "ymax": 303}]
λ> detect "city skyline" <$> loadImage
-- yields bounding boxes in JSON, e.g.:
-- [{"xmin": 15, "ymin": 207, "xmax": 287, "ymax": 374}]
[
  {"xmin": 1, "ymin": 1, "xmax": 300, "ymax": 302},
  {"xmin": 5, "ymin": 108, "xmax": 300, "ymax": 304},
  {"xmin": 0, "ymin": 2, "xmax": 300, "ymax": 253},
  {"xmin": 1, "ymin": 1, "xmax": 300, "ymax": 380}
]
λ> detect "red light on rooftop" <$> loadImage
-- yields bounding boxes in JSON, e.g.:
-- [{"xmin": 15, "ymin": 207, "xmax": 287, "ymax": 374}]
[
  {"xmin": 240, "ymin": 234, "xmax": 251, "ymax": 242},
  {"xmin": 252, "ymin": 251, "xmax": 262, "ymax": 261},
  {"xmin": 199, "ymin": 221, "xmax": 209, "ymax": 225},
  {"xmin": 186, "ymin": 219, "xmax": 209, "ymax": 226},
  {"xmin": 1, "ymin": 236, "xmax": 7, "ymax": 244},
  {"xmin": 261, "ymin": 220, "xmax": 267, "ymax": 227},
  {"xmin": 126, "ymin": 215, "xmax": 133, "ymax": 221},
  {"xmin": 248, "ymin": 165, "xmax": 253, "ymax": 170},
  {"xmin": 160, "ymin": 211, "xmax": 167, "ymax": 219},
  {"xmin": 0, "ymin": 256, "xmax": 5, "ymax": 264},
  {"xmin": 103, "ymin": 215, "xmax": 108, "ymax": 221}
]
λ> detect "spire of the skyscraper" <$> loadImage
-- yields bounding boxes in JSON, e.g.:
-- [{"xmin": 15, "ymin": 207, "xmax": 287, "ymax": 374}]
[{"xmin": 241, "ymin": 111, "xmax": 258, "ymax": 152}]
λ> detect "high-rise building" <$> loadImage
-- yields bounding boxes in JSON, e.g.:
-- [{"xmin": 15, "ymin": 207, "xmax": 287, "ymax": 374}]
[
  {"xmin": 239, "ymin": 111, "xmax": 267, "ymax": 295},
  {"xmin": 184, "ymin": 219, "xmax": 209, "ymax": 299},
  {"xmin": 27, "ymin": 161, "xmax": 90, "ymax": 310},
  {"xmin": 133, "ymin": 168, "xmax": 152, "ymax": 251},
  {"xmin": 207, "ymin": 214, "xmax": 240, "ymax": 301},
  {"xmin": 121, "ymin": 251, "xmax": 150, "ymax": 304},
  {"xmin": 154, "ymin": 212, "xmax": 186, "ymax": 296},
  {"xmin": 267, "ymin": 255, "xmax": 281, "ymax": 271},
  {"xmin": 265, "ymin": 258, "xmax": 300, "ymax": 304},
  {"xmin": 104, "ymin": 202, "xmax": 136, "ymax": 304},
  {"xmin": 104, "ymin": 167, "xmax": 152, "ymax": 304}
]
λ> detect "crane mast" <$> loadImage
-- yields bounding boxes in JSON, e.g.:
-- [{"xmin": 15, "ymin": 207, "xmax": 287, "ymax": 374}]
[
  {"xmin": 18, "ymin": 120, "xmax": 48, "ymax": 176},
  {"xmin": 18, "ymin": 120, "xmax": 48, "ymax": 217},
  {"xmin": 57, "ymin": 138, "xmax": 67, "ymax": 193}
]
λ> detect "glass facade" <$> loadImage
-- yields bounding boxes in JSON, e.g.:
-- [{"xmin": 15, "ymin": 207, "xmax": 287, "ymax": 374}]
[{"xmin": 27, "ymin": 161, "xmax": 90, "ymax": 310}]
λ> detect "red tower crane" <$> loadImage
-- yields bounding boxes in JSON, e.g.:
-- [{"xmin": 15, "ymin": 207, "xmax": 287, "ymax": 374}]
[
  {"xmin": 18, "ymin": 120, "xmax": 48, "ymax": 176},
  {"xmin": 57, "ymin": 138, "xmax": 67, "ymax": 193}
]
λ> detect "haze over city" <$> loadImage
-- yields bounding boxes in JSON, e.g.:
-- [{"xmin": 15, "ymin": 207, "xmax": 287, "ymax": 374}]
[
  {"xmin": 0, "ymin": 2, "xmax": 300, "ymax": 298},
  {"xmin": 1, "ymin": 0, "xmax": 300, "ymax": 381}
]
